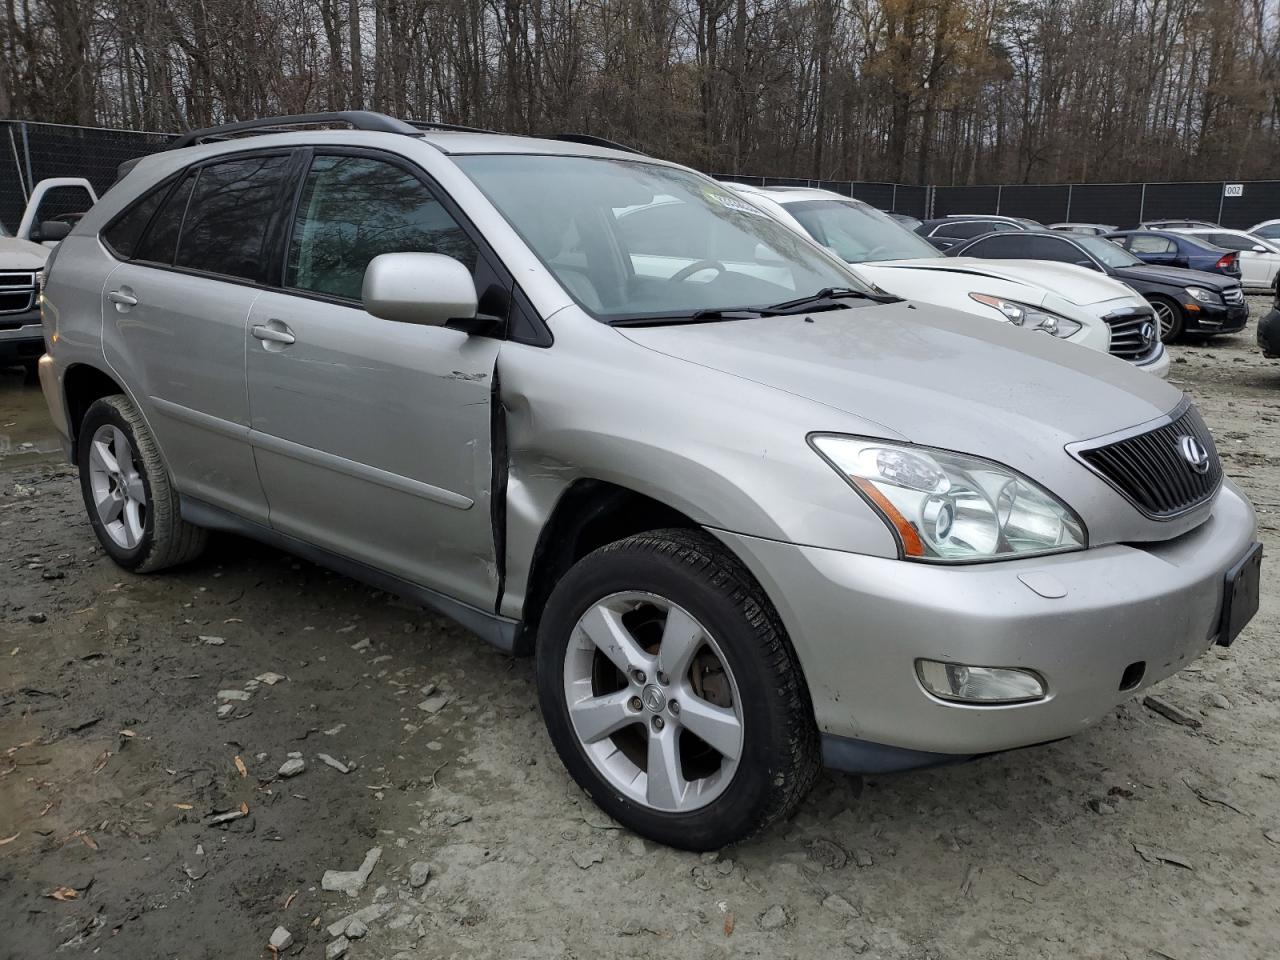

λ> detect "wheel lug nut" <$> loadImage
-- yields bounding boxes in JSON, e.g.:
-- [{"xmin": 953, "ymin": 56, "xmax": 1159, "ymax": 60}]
[
  {"xmin": 628, "ymin": 696, "xmax": 642, "ymax": 711},
  {"xmin": 668, "ymin": 700, "xmax": 679, "ymax": 714},
  {"xmin": 651, "ymin": 716, "xmax": 664, "ymax": 731},
  {"xmin": 631, "ymin": 669, "xmax": 646, "ymax": 684}
]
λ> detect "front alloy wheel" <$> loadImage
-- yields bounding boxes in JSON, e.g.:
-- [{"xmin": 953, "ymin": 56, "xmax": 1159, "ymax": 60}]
[
  {"xmin": 563, "ymin": 592, "xmax": 744, "ymax": 813},
  {"xmin": 536, "ymin": 529, "xmax": 820, "ymax": 850}
]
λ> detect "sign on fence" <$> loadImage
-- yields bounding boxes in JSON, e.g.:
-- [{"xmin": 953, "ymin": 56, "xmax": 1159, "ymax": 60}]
[{"xmin": 1224, "ymin": 184, "xmax": 1244, "ymax": 198}]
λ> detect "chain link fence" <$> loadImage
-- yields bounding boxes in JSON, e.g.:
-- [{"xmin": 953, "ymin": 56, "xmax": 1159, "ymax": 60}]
[{"xmin": 4, "ymin": 119, "xmax": 1277, "ymax": 234}]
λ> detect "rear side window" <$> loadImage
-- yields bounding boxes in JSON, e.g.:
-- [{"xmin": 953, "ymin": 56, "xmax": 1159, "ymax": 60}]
[
  {"xmin": 175, "ymin": 154, "xmax": 293, "ymax": 282},
  {"xmin": 103, "ymin": 182, "xmax": 171, "ymax": 259},
  {"xmin": 962, "ymin": 234, "xmax": 1028, "ymax": 257},
  {"xmin": 936, "ymin": 221, "xmax": 996, "ymax": 240},
  {"xmin": 1130, "ymin": 235, "xmax": 1175, "ymax": 254},
  {"xmin": 285, "ymin": 154, "xmax": 477, "ymax": 301},
  {"xmin": 134, "ymin": 174, "xmax": 196, "ymax": 265},
  {"xmin": 1023, "ymin": 236, "xmax": 1084, "ymax": 262}
]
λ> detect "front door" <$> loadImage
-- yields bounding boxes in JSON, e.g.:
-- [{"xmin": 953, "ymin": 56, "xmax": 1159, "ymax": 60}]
[{"xmin": 245, "ymin": 152, "xmax": 501, "ymax": 610}]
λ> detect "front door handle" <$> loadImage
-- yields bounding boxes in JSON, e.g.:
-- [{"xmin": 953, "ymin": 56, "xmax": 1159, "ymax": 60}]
[
  {"xmin": 251, "ymin": 322, "xmax": 296, "ymax": 346},
  {"xmin": 107, "ymin": 290, "xmax": 138, "ymax": 306}
]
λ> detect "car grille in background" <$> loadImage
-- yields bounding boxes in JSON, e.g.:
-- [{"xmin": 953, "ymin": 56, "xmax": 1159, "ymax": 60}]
[
  {"xmin": 0, "ymin": 271, "xmax": 36, "ymax": 315},
  {"xmin": 1222, "ymin": 286, "xmax": 1244, "ymax": 305},
  {"xmin": 1103, "ymin": 307, "xmax": 1160, "ymax": 363},
  {"xmin": 1074, "ymin": 402, "xmax": 1222, "ymax": 518}
]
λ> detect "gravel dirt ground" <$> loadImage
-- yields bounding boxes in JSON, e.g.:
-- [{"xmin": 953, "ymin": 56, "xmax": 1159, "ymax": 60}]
[{"xmin": 2, "ymin": 302, "xmax": 1279, "ymax": 960}]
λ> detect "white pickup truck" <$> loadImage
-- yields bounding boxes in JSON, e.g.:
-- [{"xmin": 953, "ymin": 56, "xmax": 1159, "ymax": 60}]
[{"xmin": 2, "ymin": 178, "xmax": 97, "ymax": 371}]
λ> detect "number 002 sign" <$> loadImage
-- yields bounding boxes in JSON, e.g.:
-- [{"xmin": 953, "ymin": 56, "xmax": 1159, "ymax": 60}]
[{"xmin": 1224, "ymin": 184, "xmax": 1244, "ymax": 198}]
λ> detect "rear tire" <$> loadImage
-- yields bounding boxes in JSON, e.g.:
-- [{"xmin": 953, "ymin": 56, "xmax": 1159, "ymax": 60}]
[
  {"xmin": 77, "ymin": 395, "xmax": 207, "ymax": 572},
  {"xmin": 535, "ymin": 528, "xmax": 820, "ymax": 850},
  {"xmin": 1149, "ymin": 294, "xmax": 1186, "ymax": 342}
]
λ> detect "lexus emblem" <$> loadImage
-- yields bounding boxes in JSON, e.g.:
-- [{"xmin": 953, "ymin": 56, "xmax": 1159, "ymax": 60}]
[
  {"xmin": 1139, "ymin": 322, "xmax": 1155, "ymax": 346},
  {"xmin": 1178, "ymin": 435, "xmax": 1210, "ymax": 474},
  {"xmin": 641, "ymin": 684, "xmax": 666, "ymax": 712}
]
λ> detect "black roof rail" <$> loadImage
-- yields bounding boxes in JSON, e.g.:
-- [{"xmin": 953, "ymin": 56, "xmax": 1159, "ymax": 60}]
[
  {"xmin": 545, "ymin": 133, "xmax": 647, "ymax": 156},
  {"xmin": 169, "ymin": 111, "xmax": 421, "ymax": 150},
  {"xmin": 404, "ymin": 119, "xmax": 500, "ymax": 135}
]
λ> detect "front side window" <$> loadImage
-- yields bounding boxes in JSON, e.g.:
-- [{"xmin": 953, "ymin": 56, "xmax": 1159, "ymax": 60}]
[
  {"xmin": 1130, "ymin": 235, "xmax": 1176, "ymax": 255},
  {"xmin": 457, "ymin": 154, "xmax": 863, "ymax": 321},
  {"xmin": 784, "ymin": 200, "xmax": 941, "ymax": 263},
  {"xmin": 174, "ymin": 154, "xmax": 293, "ymax": 281},
  {"xmin": 286, "ymin": 155, "xmax": 478, "ymax": 301},
  {"xmin": 1075, "ymin": 235, "xmax": 1142, "ymax": 267}
]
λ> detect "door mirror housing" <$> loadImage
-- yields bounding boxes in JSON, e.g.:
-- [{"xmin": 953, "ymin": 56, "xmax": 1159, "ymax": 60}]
[
  {"xmin": 1253, "ymin": 244, "xmax": 1268, "ymax": 253},
  {"xmin": 362, "ymin": 252, "xmax": 477, "ymax": 327},
  {"xmin": 34, "ymin": 219, "xmax": 72, "ymax": 243}
]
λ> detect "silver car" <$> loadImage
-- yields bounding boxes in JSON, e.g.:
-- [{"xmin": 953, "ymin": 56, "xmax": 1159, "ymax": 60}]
[{"xmin": 37, "ymin": 112, "xmax": 1262, "ymax": 850}]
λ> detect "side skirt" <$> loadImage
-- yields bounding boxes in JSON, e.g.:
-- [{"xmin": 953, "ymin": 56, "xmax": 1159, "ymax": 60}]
[{"xmin": 181, "ymin": 496, "xmax": 520, "ymax": 654}]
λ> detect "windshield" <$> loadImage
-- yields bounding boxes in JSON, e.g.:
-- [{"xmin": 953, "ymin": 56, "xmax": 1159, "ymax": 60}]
[
  {"xmin": 1076, "ymin": 235, "xmax": 1141, "ymax": 268},
  {"xmin": 456, "ymin": 155, "xmax": 868, "ymax": 321},
  {"xmin": 782, "ymin": 199, "xmax": 942, "ymax": 263}
]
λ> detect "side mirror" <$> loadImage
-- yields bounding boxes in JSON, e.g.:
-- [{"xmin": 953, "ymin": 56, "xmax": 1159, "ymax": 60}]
[
  {"xmin": 362, "ymin": 252, "xmax": 477, "ymax": 327},
  {"xmin": 34, "ymin": 219, "xmax": 72, "ymax": 243},
  {"xmin": 1253, "ymin": 244, "xmax": 1267, "ymax": 253}
]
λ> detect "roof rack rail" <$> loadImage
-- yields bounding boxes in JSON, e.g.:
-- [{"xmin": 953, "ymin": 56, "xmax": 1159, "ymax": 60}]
[
  {"xmin": 169, "ymin": 111, "xmax": 421, "ymax": 150},
  {"xmin": 404, "ymin": 119, "xmax": 500, "ymax": 135},
  {"xmin": 545, "ymin": 133, "xmax": 647, "ymax": 156}
]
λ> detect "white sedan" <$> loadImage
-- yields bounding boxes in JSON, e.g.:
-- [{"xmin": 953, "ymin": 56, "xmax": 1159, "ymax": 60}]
[
  {"xmin": 1175, "ymin": 228, "xmax": 1280, "ymax": 291},
  {"xmin": 725, "ymin": 183, "xmax": 1169, "ymax": 378}
]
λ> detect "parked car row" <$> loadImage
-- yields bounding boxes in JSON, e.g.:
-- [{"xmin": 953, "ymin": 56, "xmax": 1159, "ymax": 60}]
[{"xmin": 30, "ymin": 112, "xmax": 1264, "ymax": 850}]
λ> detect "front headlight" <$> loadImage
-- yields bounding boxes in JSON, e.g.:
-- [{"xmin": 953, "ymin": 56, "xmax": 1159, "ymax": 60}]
[
  {"xmin": 810, "ymin": 436, "xmax": 1086, "ymax": 562},
  {"xmin": 1186, "ymin": 286, "xmax": 1217, "ymax": 303},
  {"xmin": 969, "ymin": 293, "xmax": 1084, "ymax": 338}
]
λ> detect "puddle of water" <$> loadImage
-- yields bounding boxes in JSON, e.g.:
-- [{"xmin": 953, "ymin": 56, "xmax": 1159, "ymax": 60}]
[{"xmin": 0, "ymin": 366, "xmax": 63, "ymax": 471}]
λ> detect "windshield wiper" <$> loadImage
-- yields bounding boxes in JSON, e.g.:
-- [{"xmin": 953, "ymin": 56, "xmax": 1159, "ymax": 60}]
[
  {"xmin": 611, "ymin": 308, "xmax": 762, "ymax": 326},
  {"xmin": 760, "ymin": 286, "xmax": 897, "ymax": 315}
]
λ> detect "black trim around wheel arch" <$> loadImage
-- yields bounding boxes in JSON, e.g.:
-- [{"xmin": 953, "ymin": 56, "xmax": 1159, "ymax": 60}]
[
  {"xmin": 180, "ymin": 496, "xmax": 519, "ymax": 653},
  {"xmin": 820, "ymin": 732, "xmax": 1071, "ymax": 775}
]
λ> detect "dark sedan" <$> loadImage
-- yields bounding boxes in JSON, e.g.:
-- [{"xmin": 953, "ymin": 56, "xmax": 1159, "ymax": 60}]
[
  {"xmin": 947, "ymin": 230, "xmax": 1248, "ymax": 341},
  {"xmin": 1106, "ymin": 230, "xmax": 1242, "ymax": 280},
  {"xmin": 913, "ymin": 216, "xmax": 1033, "ymax": 251}
]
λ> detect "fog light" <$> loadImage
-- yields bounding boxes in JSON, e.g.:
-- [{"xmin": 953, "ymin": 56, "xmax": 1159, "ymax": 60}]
[{"xmin": 916, "ymin": 660, "xmax": 1045, "ymax": 704}]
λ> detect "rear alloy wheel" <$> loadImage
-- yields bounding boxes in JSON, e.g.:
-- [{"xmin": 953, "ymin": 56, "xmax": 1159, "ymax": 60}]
[
  {"xmin": 77, "ymin": 395, "xmax": 207, "ymax": 572},
  {"xmin": 536, "ymin": 529, "xmax": 820, "ymax": 850},
  {"xmin": 1149, "ymin": 295, "xmax": 1185, "ymax": 342}
]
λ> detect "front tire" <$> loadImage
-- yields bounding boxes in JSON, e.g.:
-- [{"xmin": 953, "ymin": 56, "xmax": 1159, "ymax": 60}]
[
  {"xmin": 77, "ymin": 395, "xmax": 207, "ymax": 572},
  {"xmin": 1149, "ymin": 294, "xmax": 1186, "ymax": 342},
  {"xmin": 535, "ymin": 529, "xmax": 820, "ymax": 850}
]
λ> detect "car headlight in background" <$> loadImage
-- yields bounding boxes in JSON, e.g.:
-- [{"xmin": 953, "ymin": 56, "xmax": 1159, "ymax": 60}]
[
  {"xmin": 969, "ymin": 293, "xmax": 1083, "ymax": 338},
  {"xmin": 1185, "ymin": 286, "xmax": 1218, "ymax": 303},
  {"xmin": 810, "ymin": 436, "xmax": 1086, "ymax": 562}
]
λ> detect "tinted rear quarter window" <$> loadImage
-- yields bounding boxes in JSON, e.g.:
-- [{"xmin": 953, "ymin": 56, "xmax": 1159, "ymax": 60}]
[
  {"xmin": 103, "ymin": 182, "xmax": 172, "ymax": 259},
  {"xmin": 175, "ymin": 154, "xmax": 293, "ymax": 282},
  {"xmin": 134, "ymin": 174, "xmax": 196, "ymax": 265}
]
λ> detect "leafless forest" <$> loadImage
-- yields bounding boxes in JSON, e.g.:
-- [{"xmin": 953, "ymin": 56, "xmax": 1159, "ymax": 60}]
[{"xmin": 2, "ymin": 0, "xmax": 1279, "ymax": 185}]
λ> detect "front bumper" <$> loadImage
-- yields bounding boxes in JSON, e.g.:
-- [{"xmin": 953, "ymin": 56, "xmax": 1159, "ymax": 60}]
[
  {"xmin": 0, "ymin": 308, "xmax": 44, "ymax": 363},
  {"xmin": 714, "ymin": 479, "xmax": 1257, "ymax": 766},
  {"xmin": 1186, "ymin": 299, "xmax": 1248, "ymax": 334},
  {"xmin": 1259, "ymin": 307, "xmax": 1280, "ymax": 358},
  {"xmin": 1135, "ymin": 342, "xmax": 1170, "ymax": 378}
]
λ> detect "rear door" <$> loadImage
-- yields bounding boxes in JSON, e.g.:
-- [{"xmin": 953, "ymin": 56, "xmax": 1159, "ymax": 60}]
[
  {"xmin": 244, "ymin": 150, "xmax": 502, "ymax": 610},
  {"xmin": 102, "ymin": 152, "xmax": 295, "ymax": 524}
]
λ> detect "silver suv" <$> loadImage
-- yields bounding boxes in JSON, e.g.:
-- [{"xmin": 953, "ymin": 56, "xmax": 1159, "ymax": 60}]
[{"xmin": 37, "ymin": 112, "xmax": 1261, "ymax": 850}]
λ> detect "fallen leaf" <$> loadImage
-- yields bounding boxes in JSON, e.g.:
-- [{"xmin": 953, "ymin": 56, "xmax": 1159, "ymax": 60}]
[
  {"xmin": 91, "ymin": 750, "xmax": 112, "ymax": 773},
  {"xmin": 723, "ymin": 912, "xmax": 735, "ymax": 936},
  {"xmin": 234, "ymin": 756, "xmax": 248, "ymax": 778},
  {"xmin": 284, "ymin": 889, "xmax": 298, "ymax": 909},
  {"xmin": 45, "ymin": 887, "xmax": 78, "ymax": 901},
  {"xmin": 118, "ymin": 730, "xmax": 136, "ymax": 738},
  {"xmin": 239, "ymin": 801, "xmax": 249, "ymax": 815},
  {"xmin": 78, "ymin": 833, "xmax": 99, "ymax": 851},
  {"xmin": 0, "ymin": 833, "xmax": 19, "ymax": 845},
  {"xmin": 174, "ymin": 803, "xmax": 194, "ymax": 810}
]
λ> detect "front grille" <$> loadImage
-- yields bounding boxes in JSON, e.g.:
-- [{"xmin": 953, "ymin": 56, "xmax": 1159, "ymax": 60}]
[
  {"xmin": 1103, "ymin": 308, "xmax": 1160, "ymax": 362},
  {"xmin": 1222, "ymin": 286, "xmax": 1244, "ymax": 305},
  {"xmin": 1074, "ymin": 402, "xmax": 1221, "ymax": 518},
  {"xmin": 0, "ymin": 271, "xmax": 36, "ymax": 315}
]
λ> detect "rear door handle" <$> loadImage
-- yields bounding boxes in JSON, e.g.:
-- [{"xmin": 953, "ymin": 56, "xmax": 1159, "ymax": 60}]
[
  {"xmin": 251, "ymin": 322, "xmax": 295, "ymax": 346},
  {"xmin": 107, "ymin": 290, "xmax": 138, "ymax": 306}
]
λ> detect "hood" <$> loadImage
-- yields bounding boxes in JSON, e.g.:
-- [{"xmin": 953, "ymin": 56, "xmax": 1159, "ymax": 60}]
[
  {"xmin": 0, "ymin": 237, "xmax": 50, "ymax": 270},
  {"xmin": 862, "ymin": 257, "xmax": 1135, "ymax": 306},
  {"xmin": 1116, "ymin": 263, "xmax": 1237, "ymax": 289},
  {"xmin": 618, "ymin": 300, "xmax": 1182, "ymax": 486}
]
